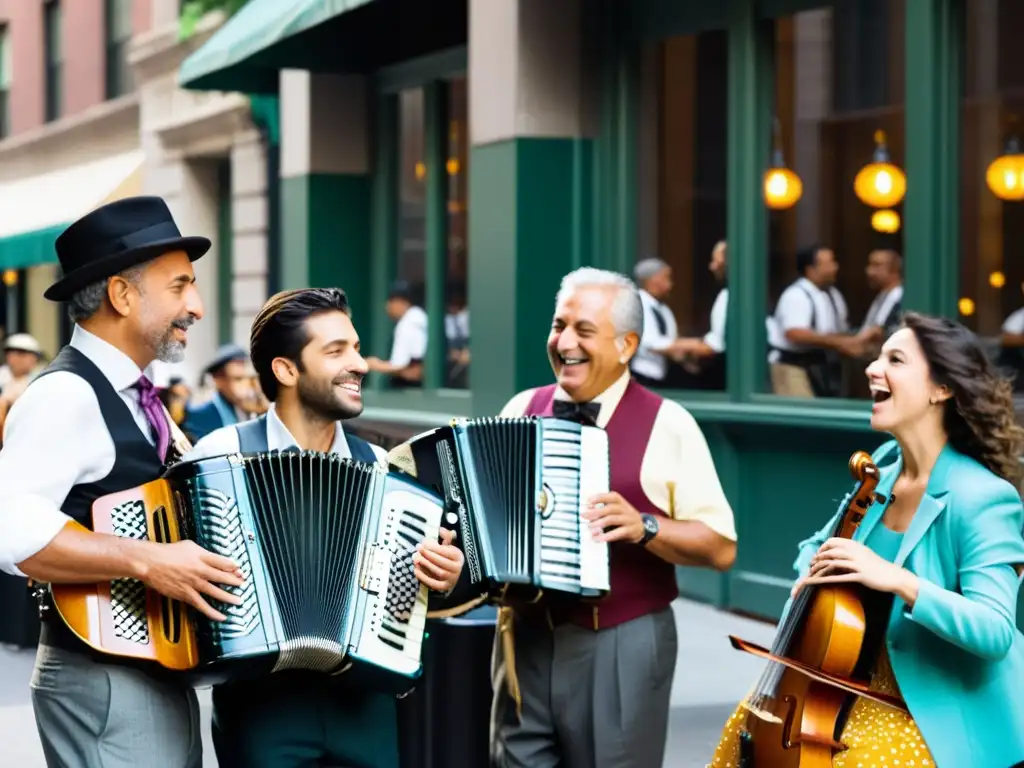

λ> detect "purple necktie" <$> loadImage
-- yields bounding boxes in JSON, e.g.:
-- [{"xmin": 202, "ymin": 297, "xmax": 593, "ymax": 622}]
[{"xmin": 134, "ymin": 375, "xmax": 170, "ymax": 461}]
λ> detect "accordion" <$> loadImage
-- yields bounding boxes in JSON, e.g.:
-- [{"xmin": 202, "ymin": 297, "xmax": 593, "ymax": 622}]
[
  {"xmin": 388, "ymin": 416, "xmax": 611, "ymax": 606},
  {"xmin": 49, "ymin": 451, "xmax": 444, "ymax": 691}
]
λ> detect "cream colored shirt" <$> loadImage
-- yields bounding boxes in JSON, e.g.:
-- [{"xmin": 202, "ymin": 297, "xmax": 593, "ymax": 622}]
[{"xmin": 500, "ymin": 370, "xmax": 737, "ymax": 542}]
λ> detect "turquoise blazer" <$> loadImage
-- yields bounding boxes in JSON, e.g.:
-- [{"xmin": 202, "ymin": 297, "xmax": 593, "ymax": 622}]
[{"xmin": 787, "ymin": 440, "xmax": 1024, "ymax": 768}]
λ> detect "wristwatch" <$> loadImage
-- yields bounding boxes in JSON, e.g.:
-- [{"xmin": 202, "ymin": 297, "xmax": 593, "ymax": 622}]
[{"xmin": 639, "ymin": 514, "xmax": 660, "ymax": 546}]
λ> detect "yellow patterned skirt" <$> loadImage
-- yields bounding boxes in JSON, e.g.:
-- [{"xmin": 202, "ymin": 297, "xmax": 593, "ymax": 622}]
[{"xmin": 708, "ymin": 649, "xmax": 935, "ymax": 767}]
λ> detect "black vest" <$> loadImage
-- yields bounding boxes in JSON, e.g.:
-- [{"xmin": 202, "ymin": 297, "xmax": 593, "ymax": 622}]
[
  {"xmin": 36, "ymin": 347, "xmax": 166, "ymax": 528},
  {"xmin": 34, "ymin": 346, "xmax": 172, "ymax": 665},
  {"xmin": 235, "ymin": 412, "xmax": 378, "ymax": 463}
]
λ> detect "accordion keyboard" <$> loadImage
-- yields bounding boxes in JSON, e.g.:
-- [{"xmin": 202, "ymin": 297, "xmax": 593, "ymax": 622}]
[
  {"xmin": 355, "ymin": 480, "xmax": 443, "ymax": 678},
  {"xmin": 538, "ymin": 421, "xmax": 611, "ymax": 594}
]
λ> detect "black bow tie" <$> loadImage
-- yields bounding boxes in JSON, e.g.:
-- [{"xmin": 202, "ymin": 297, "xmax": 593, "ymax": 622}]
[{"xmin": 552, "ymin": 399, "xmax": 600, "ymax": 426}]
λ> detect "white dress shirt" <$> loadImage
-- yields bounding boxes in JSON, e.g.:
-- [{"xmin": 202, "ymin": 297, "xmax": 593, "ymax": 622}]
[
  {"xmin": 704, "ymin": 288, "xmax": 729, "ymax": 354},
  {"xmin": 0, "ymin": 326, "xmax": 160, "ymax": 576},
  {"xmin": 390, "ymin": 305, "xmax": 429, "ymax": 368},
  {"xmin": 632, "ymin": 290, "xmax": 679, "ymax": 381},
  {"xmin": 500, "ymin": 371, "xmax": 737, "ymax": 541},
  {"xmin": 1003, "ymin": 307, "xmax": 1024, "ymax": 335},
  {"xmin": 859, "ymin": 284, "xmax": 904, "ymax": 333},
  {"xmin": 769, "ymin": 277, "xmax": 849, "ymax": 360},
  {"xmin": 185, "ymin": 403, "xmax": 387, "ymax": 463}
]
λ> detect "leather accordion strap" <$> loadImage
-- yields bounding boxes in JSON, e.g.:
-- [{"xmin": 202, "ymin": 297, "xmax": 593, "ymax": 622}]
[{"xmin": 497, "ymin": 606, "xmax": 523, "ymax": 720}]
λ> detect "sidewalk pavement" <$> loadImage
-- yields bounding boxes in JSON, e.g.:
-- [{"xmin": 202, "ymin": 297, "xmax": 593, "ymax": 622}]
[{"xmin": 0, "ymin": 598, "xmax": 777, "ymax": 767}]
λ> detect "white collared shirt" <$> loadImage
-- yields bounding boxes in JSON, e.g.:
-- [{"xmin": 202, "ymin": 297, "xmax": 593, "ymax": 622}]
[
  {"xmin": 704, "ymin": 288, "xmax": 729, "ymax": 354},
  {"xmin": 0, "ymin": 326, "xmax": 161, "ymax": 576},
  {"xmin": 184, "ymin": 403, "xmax": 387, "ymax": 463},
  {"xmin": 499, "ymin": 370, "xmax": 737, "ymax": 541},
  {"xmin": 390, "ymin": 305, "xmax": 429, "ymax": 368},
  {"xmin": 632, "ymin": 290, "xmax": 680, "ymax": 381},
  {"xmin": 769, "ymin": 277, "xmax": 849, "ymax": 356},
  {"xmin": 860, "ymin": 284, "xmax": 903, "ymax": 333}
]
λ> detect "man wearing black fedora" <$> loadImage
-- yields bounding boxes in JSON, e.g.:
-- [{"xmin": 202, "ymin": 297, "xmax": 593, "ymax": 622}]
[{"xmin": 0, "ymin": 196, "xmax": 245, "ymax": 768}]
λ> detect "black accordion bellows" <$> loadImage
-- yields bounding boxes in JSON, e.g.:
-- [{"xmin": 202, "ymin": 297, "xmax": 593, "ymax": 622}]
[
  {"xmin": 392, "ymin": 416, "xmax": 610, "ymax": 608},
  {"xmin": 241, "ymin": 452, "xmax": 374, "ymax": 672},
  {"xmin": 164, "ymin": 449, "xmax": 444, "ymax": 689}
]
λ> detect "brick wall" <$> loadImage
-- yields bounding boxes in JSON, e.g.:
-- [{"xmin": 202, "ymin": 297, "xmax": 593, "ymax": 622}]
[
  {"xmin": 8, "ymin": 1, "xmax": 43, "ymax": 135},
  {"xmin": 4, "ymin": 0, "xmax": 155, "ymax": 138},
  {"xmin": 64, "ymin": 0, "xmax": 105, "ymax": 115}
]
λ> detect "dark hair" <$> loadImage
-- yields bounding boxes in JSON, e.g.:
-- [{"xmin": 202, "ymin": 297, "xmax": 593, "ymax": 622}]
[
  {"xmin": 249, "ymin": 288, "xmax": 351, "ymax": 401},
  {"xmin": 902, "ymin": 312, "xmax": 1024, "ymax": 485},
  {"xmin": 796, "ymin": 245, "xmax": 826, "ymax": 275}
]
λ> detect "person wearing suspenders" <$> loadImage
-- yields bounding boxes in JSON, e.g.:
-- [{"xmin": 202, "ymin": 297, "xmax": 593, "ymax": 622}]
[{"xmin": 185, "ymin": 287, "xmax": 464, "ymax": 768}]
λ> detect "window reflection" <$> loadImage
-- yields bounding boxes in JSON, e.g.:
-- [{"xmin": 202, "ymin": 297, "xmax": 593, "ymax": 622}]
[
  {"xmin": 767, "ymin": 1, "xmax": 906, "ymax": 400},
  {"xmin": 635, "ymin": 31, "xmax": 728, "ymax": 391},
  {"xmin": 962, "ymin": 0, "xmax": 1024, "ymax": 408},
  {"xmin": 444, "ymin": 77, "xmax": 470, "ymax": 389}
]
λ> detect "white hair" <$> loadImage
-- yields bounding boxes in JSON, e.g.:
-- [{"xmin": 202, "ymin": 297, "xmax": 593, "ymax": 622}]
[
  {"xmin": 554, "ymin": 267, "xmax": 644, "ymax": 340},
  {"xmin": 633, "ymin": 258, "xmax": 669, "ymax": 285}
]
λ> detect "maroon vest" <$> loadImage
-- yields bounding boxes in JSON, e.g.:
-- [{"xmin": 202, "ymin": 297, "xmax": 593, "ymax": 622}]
[{"xmin": 525, "ymin": 379, "xmax": 679, "ymax": 630}]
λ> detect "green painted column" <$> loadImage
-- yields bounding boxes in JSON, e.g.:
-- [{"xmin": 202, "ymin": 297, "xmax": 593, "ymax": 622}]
[
  {"xmin": 468, "ymin": 0, "xmax": 596, "ymax": 416},
  {"xmin": 902, "ymin": 0, "xmax": 961, "ymax": 318},
  {"xmin": 279, "ymin": 71, "xmax": 373, "ymax": 341}
]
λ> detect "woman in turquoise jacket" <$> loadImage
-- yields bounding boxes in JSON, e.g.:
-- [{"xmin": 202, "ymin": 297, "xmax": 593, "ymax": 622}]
[{"xmin": 712, "ymin": 312, "xmax": 1024, "ymax": 768}]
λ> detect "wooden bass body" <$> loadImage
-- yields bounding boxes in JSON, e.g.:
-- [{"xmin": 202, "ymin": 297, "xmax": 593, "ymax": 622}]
[{"xmin": 731, "ymin": 450, "xmax": 906, "ymax": 768}]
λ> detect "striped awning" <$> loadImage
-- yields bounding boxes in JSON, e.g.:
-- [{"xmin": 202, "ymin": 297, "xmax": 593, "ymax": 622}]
[{"xmin": 179, "ymin": 0, "xmax": 375, "ymax": 93}]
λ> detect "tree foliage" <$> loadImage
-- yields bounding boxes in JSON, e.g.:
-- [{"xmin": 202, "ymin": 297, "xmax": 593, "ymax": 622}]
[{"xmin": 179, "ymin": 0, "xmax": 251, "ymax": 40}]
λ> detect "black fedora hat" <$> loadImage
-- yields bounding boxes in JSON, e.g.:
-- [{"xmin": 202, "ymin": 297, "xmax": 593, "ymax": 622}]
[{"xmin": 44, "ymin": 196, "xmax": 211, "ymax": 302}]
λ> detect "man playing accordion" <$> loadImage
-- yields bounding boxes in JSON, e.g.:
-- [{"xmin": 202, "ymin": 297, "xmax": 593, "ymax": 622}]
[
  {"xmin": 186, "ymin": 288, "xmax": 464, "ymax": 768},
  {"xmin": 489, "ymin": 267, "xmax": 738, "ymax": 768}
]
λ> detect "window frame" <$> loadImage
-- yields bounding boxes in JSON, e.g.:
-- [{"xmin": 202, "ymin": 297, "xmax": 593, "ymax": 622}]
[
  {"xmin": 612, "ymin": 0, "xmax": 962, "ymax": 428},
  {"xmin": 105, "ymin": 0, "xmax": 134, "ymax": 99},
  {"xmin": 43, "ymin": 0, "xmax": 61, "ymax": 123},
  {"xmin": 369, "ymin": 46, "xmax": 468, "ymax": 395},
  {"xmin": 0, "ymin": 23, "xmax": 10, "ymax": 139}
]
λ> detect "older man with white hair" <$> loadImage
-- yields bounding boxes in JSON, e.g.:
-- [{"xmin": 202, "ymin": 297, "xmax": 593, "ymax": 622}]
[
  {"xmin": 489, "ymin": 267, "xmax": 738, "ymax": 768},
  {"xmin": 631, "ymin": 257, "xmax": 684, "ymax": 387}
]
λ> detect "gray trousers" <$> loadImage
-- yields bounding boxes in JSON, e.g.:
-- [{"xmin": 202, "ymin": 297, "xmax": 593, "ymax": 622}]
[
  {"xmin": 490, "ymin": 606, "xmax": 678, "ymax": 768},
  {"xmin": 30, "ymin": 643, "xmax": 201, "ymax": 768}
]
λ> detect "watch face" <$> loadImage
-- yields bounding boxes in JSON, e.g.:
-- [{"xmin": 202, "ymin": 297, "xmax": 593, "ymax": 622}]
[{"xmin": 644, "ymin": 515, "xmax": 659, "ymax": 534}]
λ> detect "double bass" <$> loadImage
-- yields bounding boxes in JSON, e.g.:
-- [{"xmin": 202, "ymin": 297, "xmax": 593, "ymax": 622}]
[{"xmin": 727, "ymin": 450, "xmax": 911, "ymax": 767}]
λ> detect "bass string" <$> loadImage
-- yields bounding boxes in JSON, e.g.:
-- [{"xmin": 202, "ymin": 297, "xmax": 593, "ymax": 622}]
[{"xmin": 747, "ymin": 501, "xmax": 849, "ymax": 705}]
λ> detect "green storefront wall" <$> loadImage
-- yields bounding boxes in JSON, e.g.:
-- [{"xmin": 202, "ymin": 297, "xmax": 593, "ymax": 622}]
[{"xmin": 183, "ymin": 0, "xmax": 1024, "ymax": 628}]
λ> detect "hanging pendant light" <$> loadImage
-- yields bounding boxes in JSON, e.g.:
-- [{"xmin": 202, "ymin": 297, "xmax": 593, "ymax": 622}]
[
  {"xmin": 986, "ymin": 119, "xmax": 1024, "ymax": 202},
  {"xmin": 855, "ymin": 130, "xmax": 906, "ymax": 209},
  {"xmin": 764, "ymin": 117, "xmax": 802, "ymax": 210}
]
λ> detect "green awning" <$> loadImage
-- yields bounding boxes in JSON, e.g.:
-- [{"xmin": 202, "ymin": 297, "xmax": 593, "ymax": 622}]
[
  {"xmin": 0, "ymin": 151, "xmax": 143, "ymax": 271},
  {"xmin": 0, "ymin": 226, "xmax": 64, "ymax": 271},
  {"xmin": 179, "ymin": 0, "xmax": 375, "ymax": 93}
]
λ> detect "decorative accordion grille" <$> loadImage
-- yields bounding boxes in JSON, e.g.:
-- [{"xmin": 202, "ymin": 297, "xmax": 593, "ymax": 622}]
[
  {"xmin": 194, "ymin": 487, "xmax": 259, "ymax": 641},
  {"xmin": 109, "ymin": 499, "xmax": 150, "ymax": 645}
]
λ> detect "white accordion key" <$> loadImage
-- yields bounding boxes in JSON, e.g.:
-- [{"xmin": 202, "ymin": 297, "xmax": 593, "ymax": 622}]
[{"xmin": 578, "ymin": 428, "xmax": 611, "ymax": 592}]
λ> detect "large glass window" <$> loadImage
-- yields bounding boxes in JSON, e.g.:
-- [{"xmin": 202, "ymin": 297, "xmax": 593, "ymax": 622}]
[
  {"xmin": 397, "ymin": 87, "xmax": 426, "ymax": 291},
  {"xmin": 444, "ymin": 77, "xmax": 470, "ymax": 388},
  {"xmin": 635, "ymin": 30, "xmax": 729, "ymax": 392},
  {"xmin": 44, "ymin": 0, "xmax": 61, "ymax": 123},
  {"xmin": 105, "ymin": 0, "xmax": 134, "ymax": 98},
  {"xmin": 962, "ymin": 1, "xmax": 1024, "ymax": 405},
  {"xmin": 766, "ymin": 0, "xmax": 905, "ymax": 401}
]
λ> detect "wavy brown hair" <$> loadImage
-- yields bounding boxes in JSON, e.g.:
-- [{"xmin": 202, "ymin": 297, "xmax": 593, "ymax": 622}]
[{"xmin": 902, "ymin": 312, "xmax": 1024, "ymax": 486}]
